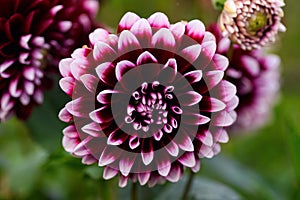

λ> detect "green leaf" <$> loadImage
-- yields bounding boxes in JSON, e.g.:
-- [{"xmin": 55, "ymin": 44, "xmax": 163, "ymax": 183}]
[
  {"xmin": 202, "ymin": 156, "xmax": 282, "ymax": 200},
  {"xmin": 211, "ymin": 0, "xmax": 226, "ymax": 11},
  {"xmin": 25, "ymin": 79, "xmax": 69, "ymax": 152},
  {"xmin": 155, "ymin": 175, "xmax": 241, "ymax": 200}
]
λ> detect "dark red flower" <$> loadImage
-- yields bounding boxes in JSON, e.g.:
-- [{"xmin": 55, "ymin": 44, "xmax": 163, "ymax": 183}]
[{"xmin": 0, "ymin": 0, "xmax": 99, "ymax": 121}]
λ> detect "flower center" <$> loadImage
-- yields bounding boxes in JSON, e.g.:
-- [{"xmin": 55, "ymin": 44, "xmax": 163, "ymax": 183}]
[
  {"xmin": 125, "ymin": 81, "xmax": 180, "ymax": 134},
  {"xmin": 246, "ymin": 11, "xmax": 268, "ymax": 35}
]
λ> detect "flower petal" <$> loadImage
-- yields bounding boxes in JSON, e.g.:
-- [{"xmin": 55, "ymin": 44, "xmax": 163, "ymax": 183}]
[
  {"xmin": 147, "ymin": 12, "xmax": 170, "ymax": 28},
  {"xmin": 118, "ymin": 12, "xmax": 141, "ymax": 33},
  {"xmin": 80, "ymin": 74, "xmax": 98, "ymax": 93},
  {"xmin": 98, "ymin": 146, "xmax": 121, "ymax": 166},
  {"xmin": 138, "ymin": 172, "xmax": 151, "ymax": 186},
  {"xmin": 130, "ymin": 18, "xmax": 152, "ymax": 46},
  {"xmin": 119, "ymin": 155, "xmax": 136, "ymax": 176},
  {"xmin": 115, "ymin": 60, "xmax": 136, "ymax": 81},
  {"xmin": 185, "ymin": 20, "xmax": 206, "ymax": 43},
  {"xmin": 178, "ymin": 152, "xmax": 196, "ymax": 168},
  {"xmin": 103, "ymin": 166, "xmax": 119, "ymax": 180},
  {"xmin": 178, "ymin": 91, "xmax": 202, "ymax": 106},
  {"xmin": 151, "ymin": 28, "xmax": 175, "ymax": 49},
  {"xmin": 200, "ymin": 96, "xmax": 226, "ymax": 112},
  {"xmin": 89, "ymin": 106, "xmax": 113, "ymax": 124},
  {"xmin": 118, "ymin": 30, "xmax": 141, "ymax": 54}
]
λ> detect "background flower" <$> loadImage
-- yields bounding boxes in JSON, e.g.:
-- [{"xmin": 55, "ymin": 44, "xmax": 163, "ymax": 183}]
[
  {"xmin": 219, "ymin": 0, "xmax": 286, "ymax": 50},
  {"xmin": 0, "ymin": 0, "xmax": 99, "ymax": 121},
  {"xmin": 59, "ymin": 12, "xmax": 238, "ymax": 187},
  {"xmin": 209, "ymin": 23, "xmax": 281, "ymax": 132}
]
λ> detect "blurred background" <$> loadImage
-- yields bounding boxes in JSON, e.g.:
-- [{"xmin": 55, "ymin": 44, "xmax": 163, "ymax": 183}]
[{"xmin": 0, "ymin": 0, "xmax": 299, "ymax": 199}]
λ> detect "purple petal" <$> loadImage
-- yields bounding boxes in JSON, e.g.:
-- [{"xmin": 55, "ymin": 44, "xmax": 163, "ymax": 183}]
[
  {"xmin": 118, "ymin": 30, "xmax": 141, "ymax": 54},
  {"xmin": 129, "ymin": 135, "xmax": 140, "ymax": 149},
  {"xmin": 196, "ymin": 130, "xmax": 213, "ymax": 146},
  {"xmin": 82, "ymin": 155, "xmax": 97, "ymax": 165},
  {"xmin": 20, "ymin": 34, "xmax": 31, "ymax": 50},
  {"xmin": 241, "ymin": 55, "xmax": 260, "ymax": 76},
  {"xmin": 212, "ymin": 111, "xmax": 235, "ymax": 127},
  {"xmin": 93, "ymin": 41, "xmax": 117, "ymax": 61},
  {"xmin": 184, "ymin": 70, "xmax": 202, "ymax": 84},
  {"xmin": 98, "ymin": 146, "xmax": 121, "ymax": 166},
  {"xmin": 165, "ymin": 140, "xmax": 179, "ymax": 157},
  {"xmin": 70, "ymin": 61, "xmax": 86, "ymax": 80},
  {"xmin": 118, "ymin": 12, "xmax": 141, "ymax": 33},
  {"xmin": 153, "ymin": 130, "xmax": 163, "ymax": 141},
  {"xmin": 20, "ymin": 93, "xmax": 30, "ymax": 105},
  {"xmin": 176, "ymin": 131, "xmax": 194, "ymax": 152},
  {"xmin": 59, "ymin": 77, "xmax": 75, "ymax": 96},
  {"xmin": 138, "ymin": 172, "xmax": 151, "ymax": 186},
  {"xmin": 185, "ymin": 20, "xmax": 205, "ymax": 43},
  {"xmin": 59, "ymin": 58, "xmax": 73, "ymax": 77},
  {"xmin": 0, "ymin": 60, "xmax": 14, "ymax": 76},
  {"xmin": 89, "ymin": 106, "xmax": 113, "ymax": 124},
  {"xmin": 136, "ymin": 51, "xmax": 157, "ymax": 65},
  {"xmin": 182, "ymin": 113, "xmax": 210, "ymax": 125},
  {"xmin": 263, "ymin": 55, "xmax": 281, "ymax": 70},
  {"xmin": 96, "ymin": 62, "xmax": 116, "ymax": 87},
  {"xmin": 200, "ymin": 96, "xmax": 226, "ymax": 112},
  {"xmin": 157, "ymin": 158, "xmax": 171, "ymax": 176},
  {"xmin": 198, "ymin": 41, "xmax": 216, "ymax": 67},
  {"xmin": 166, "ymin": 164, "xmax": 182, "ymax": 182},
  {"xmin": 65, "ymin": 97, "xmax": 86, "ymax": 117},
  {"xmin": 199, "ymin": 145, "xmax": 214, "ymax": 158},
  {"xmin": 119, "ymin": 155, "xmax": 136, "ymax": 176},
  {"xmin": 97, "ymin": 89, "xmax": 118, "ymax": 104},
  {"xmin": 180, "ymin": 44, "xmax": 202, "ymax": 64},
  {"xmin": 58, "ymin": 107, "xmax": 73, "ymax": 123},
  {"xmin": 73, "ymin": 136, "xmax": 92, "ymax": 156},
  {"xmin": 191, "ymin": 159, "xmax": 201, "ymax": 173},
  {"xmin": 178, "ymin": 91, "xmax": 202, "ymax": 106},
  {"xmin": 116, "ymin": 60, "xmax": 136, "ymax": 81},
  {"xmin": 162, "ymin": 58, "xmax": 177, "ymax": 82},
  {"xmin": 147, "ymin": 12, "xmax": 170, "ymax": 28},
  {"xmin": 62, "ymin": 136, "xmax": 79, "ymax": 153},
  {"xmin": 23, "ymin": 67, "xmax": 35, "ymax": 81},
  {"xmin": 9, "ymin": 76, "xmax": 22, "ymax": 97},
  {"xmin": 118, "ymin": 175, "xmax": 129, "ymax": 188},
  {"xmin": 103, "ymin": 166, "xmax": 119, "ymax": 180},
  {"xmin": 130, "ymin": 19, "xmax": 152, "ymax": 46},
  {"xmin": 210, "ymin": 54, "xmax": 229, "ymax": 71},
  {"xmin": 202, "ymin": 32, "xmax": 216, "ymax": 43},
  {"xmin": 178, "ymin": 152, "xmax": 196, "ymax": 167},
  {"xmin": 203, "ymin": 70, "xmax": 224, "ymax": 90},
  {"xmin": 213, "ymin": 128, "xmax": 229, "ymax": 143},
  {"xmin": 24, "ymin": 81, "xmax": 34, "ymax": 95},
  {"xmin": 80, "ymin": 74, "xmax": 98, "ymax": 93},
  {"xmin": 217, "ymin": 38, "xmax": 231, "ymax": 54},
  {"xmin": 89, "ymin": 28, "xmax": 110, "ymax": 46},
  {"xmin": 81, "ymin": 122, "xmax": 102, "ymax": 137},
  {"xmin": 212, "ymin": 80, "xmax": 237, "ymax": 102},
  {"xmin": 226, "ymin": 95, "xmax": 239, "ymax": 111},
  {"xmin": 141, "ymin": 142, "xmax": 154, "ymax": 166},
  {"xmin": 151, "ymin": 28, "xmax": 175, "ymax": 49},
  {"xmin": 63, "ymin": 125, "xmax": 78, "ymax": 138},
  {"xmin": 170, "ymin": 22, "xmax": 185, "ymax": 40}
]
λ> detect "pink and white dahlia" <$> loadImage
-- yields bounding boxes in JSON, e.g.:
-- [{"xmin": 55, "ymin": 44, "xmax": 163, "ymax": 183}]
[
  {"xmin": 0, "ymin": 0, "xmax": 99, "ymax": 121},
  {"xmin": 59, "ymin": 12, "xmax": 238, "ymax": 187},
  {"xmin": 219, "ymin": 0, "xmax": 286, "ymax": 50},
  {"xmin": 209, "ymin": 24, "xmax": 280, "ymax": 132}
]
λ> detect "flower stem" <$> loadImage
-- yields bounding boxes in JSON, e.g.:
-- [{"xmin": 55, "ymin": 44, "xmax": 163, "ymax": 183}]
[
  {"xmin": 181, "ymin": 170, "xmax": 195, "ymax": 200},
  {"xmin": 131, "ymin": 182, "xmax": 138, "ymax": 200}
]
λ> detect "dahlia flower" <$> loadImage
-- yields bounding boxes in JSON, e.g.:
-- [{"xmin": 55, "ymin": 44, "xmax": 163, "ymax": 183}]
[
  {"xmin": 0, "ymin": 0, "xmax": 99, "ymax": 121},
  {"xmin": 219, "ymin": 0, "xmax": 286, "ymax": 50},
  {"xmin": 59, "ymin": 12, "xmax": 238, "ymax": 187},
  {"xmin": 209, "ymin": 24, "xmax": 280, "ymax": 132}
]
